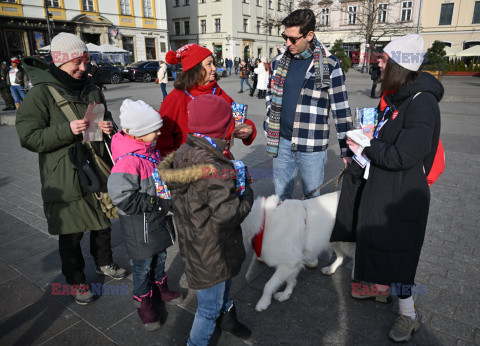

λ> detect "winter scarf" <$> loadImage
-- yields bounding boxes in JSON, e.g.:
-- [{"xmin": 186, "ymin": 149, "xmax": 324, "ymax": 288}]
[
  {"xmin": 49, "ymin": 63, "xmax": 87, "ymax": 91},
  {"xmin": 266, "ymin": 36, "xmax": 330, "ymax": 157}
]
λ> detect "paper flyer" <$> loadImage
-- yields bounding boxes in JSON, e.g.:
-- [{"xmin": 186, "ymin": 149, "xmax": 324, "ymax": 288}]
[{"xmin": 83, "ymin": 103, "xmax": 105, "ymax": 142}]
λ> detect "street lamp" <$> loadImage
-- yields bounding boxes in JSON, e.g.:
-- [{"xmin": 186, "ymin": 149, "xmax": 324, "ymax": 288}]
[{"xmin": 44, "ymin": 0, "xmax": 53, "ymax": 43}]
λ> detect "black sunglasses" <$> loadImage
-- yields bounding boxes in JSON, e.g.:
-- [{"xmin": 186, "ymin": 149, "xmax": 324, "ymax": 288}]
[{"xmin": 281, "ymin": 32, "xmax": 306, "ymax": 44}]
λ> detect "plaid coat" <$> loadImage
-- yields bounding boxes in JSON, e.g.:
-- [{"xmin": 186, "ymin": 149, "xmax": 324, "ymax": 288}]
[{"xmin": 265, "ymin": 50, "xmax": 353, "ymax": 156}]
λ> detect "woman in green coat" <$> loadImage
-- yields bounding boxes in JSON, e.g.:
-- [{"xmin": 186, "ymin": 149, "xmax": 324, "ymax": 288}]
[{"xmin": 16, "ymin": 33, "xmax": 126, "ymax": 305}]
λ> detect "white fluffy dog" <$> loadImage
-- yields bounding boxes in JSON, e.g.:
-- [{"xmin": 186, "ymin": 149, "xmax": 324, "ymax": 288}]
[{"xmin": 241, "ymin": 191, "xmax": 356, "ymax": 312}]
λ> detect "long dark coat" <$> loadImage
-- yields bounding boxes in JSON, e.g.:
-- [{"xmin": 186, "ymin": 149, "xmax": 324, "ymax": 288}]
[{"xmin": 331, "ymin": 72, "xmax": 444, "ymax": 285}]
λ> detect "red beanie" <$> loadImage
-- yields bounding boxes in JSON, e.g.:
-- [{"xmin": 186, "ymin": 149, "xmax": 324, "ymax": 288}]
[
  {"xmin": 188, "ymin": 94, "xmax": 233, "ymax": 139},
  {"xmin": 165, "ymin": 44, "xmax": 212, "ymax": 72}
]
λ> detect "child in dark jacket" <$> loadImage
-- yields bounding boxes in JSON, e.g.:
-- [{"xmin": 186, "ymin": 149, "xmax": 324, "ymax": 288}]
[
  {"xmin": 158, "ymin": 94, "xmax": 253, "ymax": 345},
  {"xmin": 108, "ymin": 99, "xmax": 182, "ymax": 331}
]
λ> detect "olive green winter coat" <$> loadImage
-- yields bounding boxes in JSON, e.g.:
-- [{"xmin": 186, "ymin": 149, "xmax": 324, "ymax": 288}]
[{"xmin": 16, "ymin": 56, "xmax": 112, "ymax": 235}]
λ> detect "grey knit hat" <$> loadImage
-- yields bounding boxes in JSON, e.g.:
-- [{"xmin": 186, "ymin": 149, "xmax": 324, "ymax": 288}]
[
  {"xmin": 50, "ymin": 32, "xmax": 88, "ymax": 67},
  {"xmin": 120, "ymin": 99, "xmax": 163, "ymax": 137}
]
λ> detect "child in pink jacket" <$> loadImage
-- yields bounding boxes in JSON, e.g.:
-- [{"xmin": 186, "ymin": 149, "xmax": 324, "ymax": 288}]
[{"xmin": 107, "ymin": 99, "xmax": 182, "ymax": 331}]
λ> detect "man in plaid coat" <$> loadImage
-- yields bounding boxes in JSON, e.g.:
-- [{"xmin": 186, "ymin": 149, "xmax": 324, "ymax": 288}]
[{"xmin": 265, "ymin": 9, "xmax": 353, "ymax": 200}]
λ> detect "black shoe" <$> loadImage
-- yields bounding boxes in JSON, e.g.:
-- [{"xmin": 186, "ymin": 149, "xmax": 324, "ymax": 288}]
[
  {"xmin": 8, "ymin": 106, "xmax": 16, "ymax": 110},
  {"xmin": 238, "ymin": 90, "xmax": 243, "ymax": 93},
  {"xmin": 2, "ymin": 107, "xmax": 9, "ymax": 111},
  {"xmin": 218, "ymin": 304, "xmax": 251, "ymax": 339}
]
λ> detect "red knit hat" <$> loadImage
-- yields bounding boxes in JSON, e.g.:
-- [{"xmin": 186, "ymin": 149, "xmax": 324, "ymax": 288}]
[
  {"xmin": 188, "ymin": 94, "xmax": 233, "ymax": 139},
  {"xmin": 165, "ymin": 44, "xmax": 212, "ymax": 72}
]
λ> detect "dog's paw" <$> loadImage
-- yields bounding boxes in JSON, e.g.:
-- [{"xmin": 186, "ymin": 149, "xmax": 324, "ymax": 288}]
[
  {"xmin": 273, "ymin": 291, "xmax": 291, "ymax": 302},
  {"xmin": 255, "ymin": 296, "xmax": 271, "ymax": 312},
  {"xmin": 320, "ymin": 266, "xmax": 335, "ymax": 275},
  {"xmin": 305, "ymin": 258, "xmax": 318, "ymax": 268}
]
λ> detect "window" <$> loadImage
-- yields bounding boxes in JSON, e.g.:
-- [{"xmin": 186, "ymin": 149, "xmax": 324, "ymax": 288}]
[
  {"xmin": 348, "ymin": 5, "xmax": 357, "ymax": 25},
  {"xmin": 243, "ymin": 18, "xmax": 248, "ymax": 32},
  {"xmin": 201, "ymin": 19, "xmax": 206, "ymax": 33},
  {"xmin": 184, "ymin": 21, "xmax": 190, "ymax": 34},
  {"xmin": 377, "ymin": 3, "xmax": 387, "ymax": 23},
  {"xmin": 257, "ymin": 20, "xmax": 261, "ymax": 34},
  {"xmin": 174, "ymin": 0, "xmax": 179, "ymax": 6},
  {"xmin": 320, "ymin": 8, "xmax": 329, "ymax": 26},
  {"xmin": 473, "ymin": 1, "xmax": 480, "ymax": 23},
  {"xmin": 46, "ymin": 0, "xmax": 60, "ymax": 7},
  {"xmin": 174, "ymin": 21, "xmax": 180, "ymax": 35},
  {"xmin": 269, "ymin": 0, "xmax": 272, "ymax": 9},
  {"xmin": 160, "ymin": 42, "xmax": 166, "ymax": 52},
  {"xmin": 82, "ymin": 0, "xmax": 95, "ymax": 12},
  {"xmin": 215, "ymin": 18, "xmax": 221, "ymax": 32},
  {"xmin": 200, "ymin": 0, "xmax": 205, "ymax": 3},
  {"xmin": 145, "ymin": 38, "xmax": 156, "ymax": 60},
  {"xmin": 0, "ymin": 0, "xmax": 19, "ymax": 3},
  {"xmin": 122, "ymin": 36, "xmax": 135, "ymax": 59},
  {"xmin": 120, "ymin": 0, "xmax": 130, "ymax": 15},
  {"xmin": 143, "ymin": 0, "xmax": 153, "ymax": 18},
  {"xmin": 243, "ymin": 0, "xmax": 247, "ymax": 3},
  {"xmin": 268, "ymin": 24, "xmax": 272, "ymax": 35},
  {"xmin": 184, "ymin": 0, "xmax": 189, "ymax": 5},
  {"xmin": 257, "ymin": 0, "xmax": 260, "ymax": 5},
  {"xmin": 277, "ymin": 0, "xmax": 281, "ymax": 11},
  {"xmin": 439, "ymin": 3, "xmax": 454, "ymax": 25},
  {"xmin": 401, "ymin": 1, "xmax": 412, "ymax": 22}
]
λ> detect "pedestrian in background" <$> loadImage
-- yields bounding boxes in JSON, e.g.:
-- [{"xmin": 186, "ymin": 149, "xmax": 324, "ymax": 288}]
[
  {"xmin": 158, "ymin": 94, "xmax": 253, "ymax": 345},
  {"xmin": 8, "ymin": 57, "xmax": 26, "ymax": 108},
  {"xmin": 332, "ymin": 34, "xmax": 443, "ymax": 343},
  {"xmin": 238, "ymin": 60, "xmax": 252, "ymax": 94},
  {"xmin": 369, "ymin": 62, "xmax": 381, "ymax": 98},
  {"xmin": 249, "ymin": 58, "xmax": 260, "ymax": 97},
  {"xmin": 234, "ymin": 57, "xmax": 240, "ymax": 74},
  {"xmin": 108, "ymin": 99, "xmax": 183, "ymax": 331},
  {"xmin": 157, "ymin": 60, "xmax": 168, "ymax": 100},
  {"xmin": 171, "ymin": 63, "xmax": 179, "ymax": 81},
  {"xmin": 0, "ymin": 61, "xmax": 15, "ymax": 111},
  {"xmin": 254, "ymin": 57, "xmax": 269, "ymax": 99},
  {"xmin": 16, "ymin": 32, "xmax": 127, "ymax": 305},
  {"xmin": 226, "ymin": 58, "xmax": 233, "ymax": 75}
]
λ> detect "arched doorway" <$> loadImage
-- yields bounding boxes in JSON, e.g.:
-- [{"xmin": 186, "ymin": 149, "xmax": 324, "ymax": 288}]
[{"xmin": 244, "ymin": 45, "xmax": 250, "ymax": 61}]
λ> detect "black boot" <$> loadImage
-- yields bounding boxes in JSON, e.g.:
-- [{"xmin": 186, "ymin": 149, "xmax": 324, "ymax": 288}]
[{"xmin": 217, "ymin": 303, "xmax": 251, "ymax": 339}]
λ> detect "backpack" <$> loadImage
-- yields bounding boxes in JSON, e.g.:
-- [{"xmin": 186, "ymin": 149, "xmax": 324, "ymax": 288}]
[
  {"xmin": 426, "ymin": 139, "xmax": 445, "ymax": 186},
  {"xmin": 409, "ymin": 92, "xmax": 445, "ymax": 185}
]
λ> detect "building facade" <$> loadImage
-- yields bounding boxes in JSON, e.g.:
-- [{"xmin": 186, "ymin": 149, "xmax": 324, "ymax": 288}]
[
  {"xmin": 0, "ymin": 0, "xmax": 169, "ymax": 63},
  {"xmin": 420, "ymin": 0, "xmax": 480, "ymax": 52},
  {"xmin": 312, "ymin": 0, "xmax": 421, "ymax": 63},
  {"xmin": 166, "ymin": 0, "xmax": 287, "ymax": 61}
]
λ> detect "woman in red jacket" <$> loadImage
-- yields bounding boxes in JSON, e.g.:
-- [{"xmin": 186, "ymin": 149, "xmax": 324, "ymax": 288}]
[{"xmin": 157, "ymin": 44, "xmax": 256, "ymax": 157}]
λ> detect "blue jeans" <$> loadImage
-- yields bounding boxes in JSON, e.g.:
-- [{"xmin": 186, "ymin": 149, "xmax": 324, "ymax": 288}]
[
  {"xmin": 273, "ymin": 137, "xmax": 328, "ymax": 200},
  {"xmin": 188, "ymin": 279, "xmax": 233, "ymax": 346},
  {"xmin": 10, "ymin": 85, "xmax": 25, "ymax": 103},
  {"xmin": 172, "ymin": 71, "xmax": 177, "ymax": 80},
  {"xmin": 240, "ymin": 78, "xmax": 252, "ymax": 92},
  {"xmin": 160, "ymin": 83, "xmax": 167, "ymax": 99},
  {"xmin": 228, "ymin": 67, "xmax": 232, "ymax": 75},
  {"xmin": 131, "ymin": 251, "xmax": 167, "ymax": 297}
]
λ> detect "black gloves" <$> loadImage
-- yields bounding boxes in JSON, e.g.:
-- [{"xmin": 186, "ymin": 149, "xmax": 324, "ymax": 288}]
[
  {"xmin": 146, "ymin": 195, "xmax": 172, "ymax": 216},
  {"xmin": 242, "ymin": 184, "xmax": 254, "ymax": 207}
]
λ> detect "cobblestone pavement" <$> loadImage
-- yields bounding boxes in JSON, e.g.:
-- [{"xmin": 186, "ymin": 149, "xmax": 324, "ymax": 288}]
[{"xmin": 0, "ymin": 70, "xmax": 479, "ymax": 345}]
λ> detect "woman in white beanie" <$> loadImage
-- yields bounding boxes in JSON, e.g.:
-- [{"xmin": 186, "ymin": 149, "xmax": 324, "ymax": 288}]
[
  {"xmin": 16, "ymin": 32, "xmax": 126, "ymax": 305},
  {"xmin": 331, "ymin": 34, "xmax": 444, "ymax": 342}
]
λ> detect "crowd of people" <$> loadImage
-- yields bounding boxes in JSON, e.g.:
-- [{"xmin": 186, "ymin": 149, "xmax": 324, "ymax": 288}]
[{"xmin": 12, "ymin": 8, "xmax": 443, "ymax": 346}]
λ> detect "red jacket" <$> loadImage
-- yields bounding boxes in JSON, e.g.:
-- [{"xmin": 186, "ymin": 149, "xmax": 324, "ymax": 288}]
[{"xmin": 156, "ymin": 80, "xmax": 257, "ymax": 156}]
